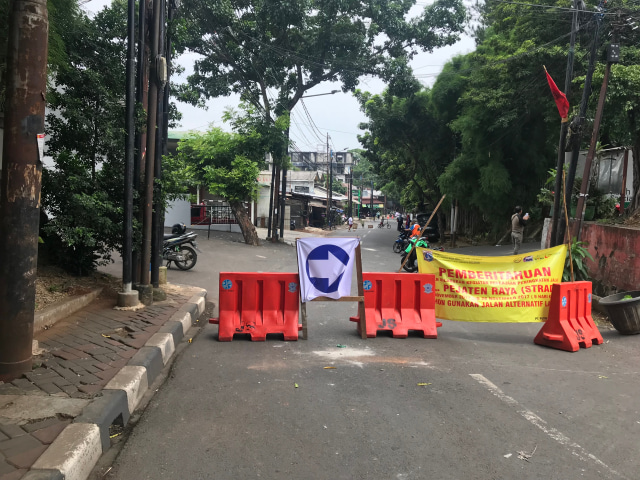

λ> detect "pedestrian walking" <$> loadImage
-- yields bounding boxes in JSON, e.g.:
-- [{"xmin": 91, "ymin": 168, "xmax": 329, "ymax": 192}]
[
  {"xmin": 348, "ymin": 216, "xmax": 353, "ymax": 231},
  {"xmin": 511, "ymin": 206, "xmax": 529, "ymax": 255}
]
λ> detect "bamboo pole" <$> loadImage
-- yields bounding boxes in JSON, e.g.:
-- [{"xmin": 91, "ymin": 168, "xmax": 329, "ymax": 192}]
[
  {"xmin": 562, "ymin": 169, "xmax": 574, "ymax": 282},
  {"xmin": 397, "ymin": 195, "xmax": 446, "ymax": 273}
]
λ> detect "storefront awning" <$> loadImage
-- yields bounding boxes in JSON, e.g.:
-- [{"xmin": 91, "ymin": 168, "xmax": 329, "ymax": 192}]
[{"xmin": 309, "ymin": 200, "xmax": 325, "ymax": 208}]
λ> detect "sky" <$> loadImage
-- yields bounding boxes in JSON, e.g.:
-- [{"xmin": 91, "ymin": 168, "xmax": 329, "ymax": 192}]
[{"xmin": 83, "ymin": 0, "xmax": 477, "ymax": 153}]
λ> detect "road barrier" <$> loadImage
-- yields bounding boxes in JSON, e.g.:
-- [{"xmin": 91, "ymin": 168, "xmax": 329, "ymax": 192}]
[
  {"xmin": 349, "ymin": 273, "xmax": 441, "ymax": 338},
  {"xmin": 534, "ymin": 281, "xmax": 603, "ymax": 352},
  {"xmin": 210, "ymin": 273, "xmax": 302, "ymax": 341}
]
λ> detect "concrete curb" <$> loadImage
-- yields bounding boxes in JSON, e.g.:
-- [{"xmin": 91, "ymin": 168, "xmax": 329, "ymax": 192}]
[
  {"xmin": 34, "ymin": 288, "xmax": 103, "ymax": 334},
  {"xmin": 25, "ymin": 289, "xmax": 207, "ymax": 480}
]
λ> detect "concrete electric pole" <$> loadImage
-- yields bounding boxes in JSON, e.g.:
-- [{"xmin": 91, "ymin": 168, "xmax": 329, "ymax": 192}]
[{"xmin": 0, "ymin": 0, "xmax": 49, "ymax": 381}]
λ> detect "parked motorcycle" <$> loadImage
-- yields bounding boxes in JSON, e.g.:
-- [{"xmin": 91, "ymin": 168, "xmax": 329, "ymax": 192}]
[
  {"xmin": 393, "ymin": 231, "xmax": 411, "ymax": 254},
  {"xmin": 163, "ymin": 223, "xmax": 198, "ymax": 270},
  {"xmin": 400, "ymin": 237, "xmax": 444, "ymax": 272}
]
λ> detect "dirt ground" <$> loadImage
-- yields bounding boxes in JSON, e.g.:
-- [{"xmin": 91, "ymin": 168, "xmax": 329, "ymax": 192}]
[{"xmin": 35, "ymin": 266, "xmax": 120, "ymax": 311}]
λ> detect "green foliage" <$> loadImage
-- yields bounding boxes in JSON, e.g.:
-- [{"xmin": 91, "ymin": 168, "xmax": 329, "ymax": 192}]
[
  {"xmin": 562, "ymin": 238, "xmax": 594, "ymax": 282},
  {"xmin": 203, "ymin": 156, "xmax": 260, "ymax": 202},
  {"xmin": 177, "ymin": 0, "xmax": 466, "ymax": 119}
]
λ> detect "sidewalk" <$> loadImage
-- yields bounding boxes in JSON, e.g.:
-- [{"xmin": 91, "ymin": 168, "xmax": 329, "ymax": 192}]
[
  {"xmin": 0, "ymin": 284, "xmax": 207, "ymax": 480},
  {"xmin": 255, "ymin": 220, "xmax": 380, "ymax": 246}
]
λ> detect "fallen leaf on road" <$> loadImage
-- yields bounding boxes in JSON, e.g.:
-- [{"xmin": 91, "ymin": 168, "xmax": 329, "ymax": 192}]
[
  {"xmin": 517, "ymin": 445, "xmax": 537, "ymax": 462},
  {"xmin": 324, "ymin": 366, "xmax": 336, "ymax": 369},
  {"xmin": 417, "ymin": 383, "xmax": 432, "ymax": 386},
  {"xmin": 504, "ymin": 453, "xmax": 512, "ymax": 459},
  {"xmin": 294, "ymin": 383, "xmax": 299, "ymax": 388},
  {"xmin": 336, "ymin": 344, "xmax": 347, "ymax": 348},
  {"xmin": 101, "ymin": 334, "xmax": 111, "ymax": 338}
]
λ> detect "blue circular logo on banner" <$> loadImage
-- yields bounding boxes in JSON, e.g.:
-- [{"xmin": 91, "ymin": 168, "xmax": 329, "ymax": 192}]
[
  {"xmin": 222, "ymin": 279, "xmax": 233, "ymax": 290},
  {"xmin": 562, "ymin": 296, "xmax": 567, "ymax": 308},
  {"xmin": 588, "ymin": 293, "xmax": 592, "ymax": 303},
  {"xmin": 364, "ymin": 280, "xmax": 372, "ymax": 291},
  {"xmin": 305, "ymin": 244, "xmax": 350, "ymax": 294},
  {"xmin": 288, "ymin": 282, "xmax": 298, "ymax": 293},
  {"xmin": 423, "ymin": 283, "xmax": 433, "ymax": 294}
]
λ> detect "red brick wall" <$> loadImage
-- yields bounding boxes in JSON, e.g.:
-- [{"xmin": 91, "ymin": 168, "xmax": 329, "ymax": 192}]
[{"xmin": 581, "ymin": 223, "xmax": 640, "ymax": 293}]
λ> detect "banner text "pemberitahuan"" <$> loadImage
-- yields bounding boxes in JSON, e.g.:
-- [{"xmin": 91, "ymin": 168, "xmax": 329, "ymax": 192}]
[{"xmin": 437, "ymin": 267, "xmax": 551, "ymax": 281}]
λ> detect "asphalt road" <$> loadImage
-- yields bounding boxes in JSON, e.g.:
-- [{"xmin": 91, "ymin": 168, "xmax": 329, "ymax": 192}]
[{"xmin": 98, "ymin": 228, "xmax": 640, "ymax": 480}]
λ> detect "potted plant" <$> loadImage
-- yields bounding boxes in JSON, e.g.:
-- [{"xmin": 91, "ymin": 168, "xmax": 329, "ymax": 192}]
[{"xmin": 598, "ymin": 291, "xmax": 640, "ymax": 334}]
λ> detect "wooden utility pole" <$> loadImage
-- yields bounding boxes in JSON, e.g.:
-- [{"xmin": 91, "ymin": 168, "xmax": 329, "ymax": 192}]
[
  {"xmin": 0, "ymin": 0, "xmax": 48, "ymax": 381},
  {"xmin": 550, "ymin": 0, "xmax": 580, "ymax": 247}
]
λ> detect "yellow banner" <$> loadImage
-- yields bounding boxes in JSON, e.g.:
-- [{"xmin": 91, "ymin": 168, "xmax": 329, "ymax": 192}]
[{"xmin": 416, "ymin": 245, "xmax": 567, "ymax": 322}]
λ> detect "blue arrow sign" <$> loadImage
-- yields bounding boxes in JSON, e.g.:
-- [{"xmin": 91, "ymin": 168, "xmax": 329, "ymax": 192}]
[{"xmin": 305, "ymin": 244, "xmax": 350, "ymax": 294}]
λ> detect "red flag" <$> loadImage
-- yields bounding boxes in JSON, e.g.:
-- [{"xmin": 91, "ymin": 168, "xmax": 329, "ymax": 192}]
[{"xmin": 545, "ymin": 67, "xmax": 570, "ymax": 121}]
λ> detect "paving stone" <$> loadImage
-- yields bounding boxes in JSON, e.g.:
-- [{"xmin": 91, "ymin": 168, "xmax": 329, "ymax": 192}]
[
  {"xmin": 59, "ymin": 385, "xmax": 79, "ymax": 396},
  {"xmin": 62, "ymin": 347, "xmax": 91, "ymax": 359},
  {"xmin": 51, "ymin": 378, "xmax": 71, "ymax": 388},
  {"xmin": 0, "ymin": 426, "xmax": 24, "ymax": 440},
  {"xmin": 10, "ymin": 379, "xmax": 40, "ymax": 394},
  {"xmin": 0, "ymin": 461, "xmax": 18, "ymax": 476},
  {"xmin": 51, "ymin": 350, "xmax": 79, "ymax": 361},
  {"xmin": 0, "ymin": 434, "xmax": 42, "ymax": 457},
  {"xmin": 77, "ymin": 384, "xmax": 101, "ymax": 395},
  {"xmin": 94, "ymin": 368, "xmax": 118, "ymax": 383},
  {"xmin": 24, "ymin": 370, "xmax": 59, "ymax": 383},
  {"xmin": 93, "ymin": 354, "xmax": 112, "ymax": 364},
  {"xmin": 0, "ymin": 433, "xmax": 7, "ymax": 443},
  {"xmin": 107, "ymin": 358, "xmax": 128, "ymax": 370},
  {"xmin": 117, "ymin": 349, "xmax": 137, "ymax": 359},
  {"xmin": 77, "ymin": 373, "xmax": 101, "ymax": 385},
  {"xmin": 0, "ymin": 384, "xmax": 22, "ymax": 396},
  {"xmin": 67, "ymin": 365, "xmax": 88, "ymax": 376},
  {"xmin": 5, "ymin": 444, "xmax": 48, "ymax": 469},
  {"xmin": 22, "ymin": 419, "xmax": 57, "ymax": 434},
  {"xmin": 38, "ymin": 382, "xmax": 64, "ymax": 395},
  {"xmin": 30, "ymin": 421, "xmax": 70, "ymax": 445},
  {"xmin": 143, "ymin": 325, "xmax": 162, "ymax": 334},
  {"xmin": 47, "ymin": 366, "xmax": 81, "ymax": 384},
  {"xmin": 1, "ymin": 470, "xmax": 29, "ymax": 480}
]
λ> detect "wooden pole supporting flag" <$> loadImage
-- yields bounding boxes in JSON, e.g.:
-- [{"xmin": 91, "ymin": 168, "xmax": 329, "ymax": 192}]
[
  {"xmin": 398, "ymin": 195, "xmax": 446, "ymax": 273},
  {"xmin": 562, "ymin": 170, "xmax": 574, "ymax": 282},
  {"xmin": 297, "ymin": 239, "xmax": 367, "ymax": 339}
]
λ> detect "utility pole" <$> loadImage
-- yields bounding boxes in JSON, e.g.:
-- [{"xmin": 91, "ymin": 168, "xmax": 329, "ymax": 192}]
[
  {"xmin": 118, "ymin": 0, "xmax": 139, "ymax": 307},
  {"xmin": 328, "ymin": 147, "xmax": 333, "ymax": 229},
  {"xmin": 151, "ymin": 0, "xmax": 167, "ymax": 289},
  {"xmin": 325, "ymin": 133, "xmax": 329, "ymax": 226},
  {"xmin": 132, "ymin": 0, "xmax": 149, "ymax": 285},
  {"xmin": 348, "ymin": 173, "xmax": 353, "ymax": 217},
  {"xmin": 574, "ymin": 40, "xmax": 619, "ymax": 240},
  {"xmin": 0, "ymin": 0, "xmax": 48, "ymax": 381},
  {"xmin": 140, "ymin": 0, "xmax": 162, "ymax": 300},
  {"xmin": 267, "ymin": 156, "xmax": 275, "ymax": 238},
  {"xmin": 551, "ymin": 0, "xmax": 580, "ymax": 247},
  {"xmin": 556, "ymin": 2, "xmax": 604, "ymax": 245}
]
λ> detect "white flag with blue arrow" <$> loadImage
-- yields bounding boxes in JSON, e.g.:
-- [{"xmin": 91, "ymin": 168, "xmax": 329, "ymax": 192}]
[{"xmin": 296, "ymin": 237, "xmax": 359, "ymax": 303}]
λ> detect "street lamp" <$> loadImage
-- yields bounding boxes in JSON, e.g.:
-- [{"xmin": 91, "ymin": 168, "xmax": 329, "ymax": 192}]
[{"xmin": 301, "ymin": 90, "xmax": 339, "ymax": 98}]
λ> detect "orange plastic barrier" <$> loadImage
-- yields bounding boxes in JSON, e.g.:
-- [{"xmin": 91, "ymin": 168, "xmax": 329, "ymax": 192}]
[
  {"xmin": 349, "ymin": 273, "xmax": 441, "ymax": 338},
  {"xmin": 534, "ymin": 281, "xmax": 603, "ymax": 352},
  {"xmin": 209, "ymin": 272, "xmax": 302, "ymax": 341}
]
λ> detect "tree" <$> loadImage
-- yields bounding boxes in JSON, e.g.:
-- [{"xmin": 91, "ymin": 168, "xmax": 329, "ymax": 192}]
[
  {"xmin": 172, "ymin": 107, "xmax": 290, "ymax": 245},
  {"xmin": 176, "ymin": 0, "xmax": 466, "ymax": 136},
  {"xmin": 41, "ymin": 3, "xmax": 130, "ymax": 274}
]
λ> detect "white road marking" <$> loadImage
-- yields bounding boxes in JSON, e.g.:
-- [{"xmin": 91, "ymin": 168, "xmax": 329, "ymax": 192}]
[
  {"xmin": 256, "ymin": 255, "xmax": 266, "ymax": 258},
  {"xmin": 470, "ymin": 373, "xmax": 626, "ymax": 479},
  {"xmin": 363, "ymin": 248, "xmax": 377, "ymax": 252}
]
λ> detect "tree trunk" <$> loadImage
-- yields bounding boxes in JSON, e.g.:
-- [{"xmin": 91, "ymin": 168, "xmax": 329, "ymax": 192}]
[{"xmin": 230, "ymin": 200, "xmax": 260, "ymax": 246}]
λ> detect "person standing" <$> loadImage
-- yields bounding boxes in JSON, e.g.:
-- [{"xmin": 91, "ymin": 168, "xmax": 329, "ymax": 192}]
[
  {"xmin": 396, "ymin": 215, "xmax": 403, "ymax": 232},
  {"xmin": 511, "ymin": 206, "xmax": 530, "ymax": 255},
  {"xmin": 347, "ymin": 215, "xmax": 353, "ymax": 231}
]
